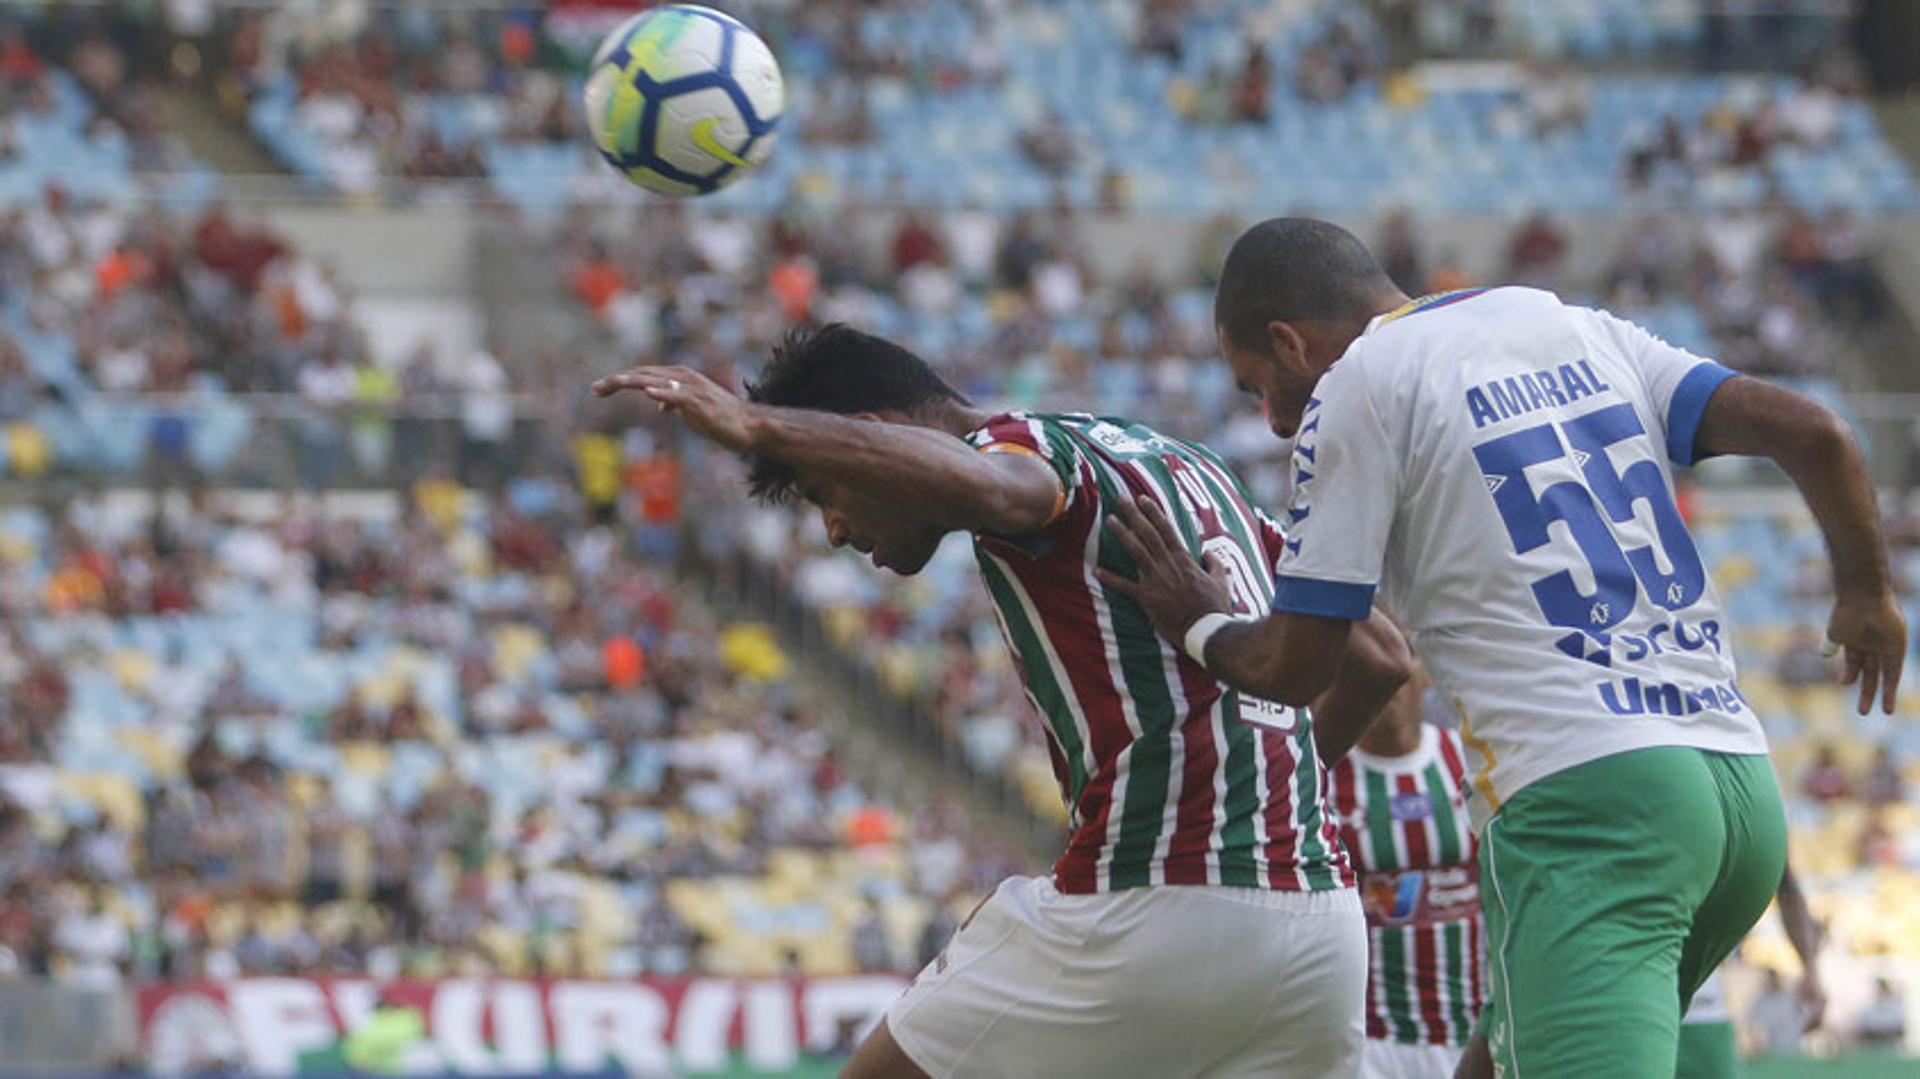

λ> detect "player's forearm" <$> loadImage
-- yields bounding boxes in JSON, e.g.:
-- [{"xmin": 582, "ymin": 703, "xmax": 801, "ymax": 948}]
[
  {"xmin": 1777, "ymin": 867, "xmax": 1821, "ymax": 971},
  {"xmin": 745, "ymin": 406, "xmax": 1050, "ymax": 534},
  {"xmin": 1203, "ymin": 614, "xmax": 1351, "ymax": 708},
  {"xmin": 1696, "ymin": 379, "xmax": 1893, "ymax": 599},
  {"xmin": 1779, "ymin": 424, "xmax": 1892, "ymax": 600},
  {"xmin": 1310, "ymin": 611, "xmax": 1414, "ymax": 763}
]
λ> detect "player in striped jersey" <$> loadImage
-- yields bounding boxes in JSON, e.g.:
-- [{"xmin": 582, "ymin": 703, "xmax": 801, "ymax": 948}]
[
  {"xmin": 1328, "ymin": 661, "xmax": 1483, "ymax": 1078},
  {"xmin": 594, "ymin": 324, "xmax": 1413, "ymax": 1079}
]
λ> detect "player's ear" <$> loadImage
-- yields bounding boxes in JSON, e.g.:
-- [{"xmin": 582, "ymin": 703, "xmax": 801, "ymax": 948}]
[{"xmin": 1266, "ymin": 320, "xmax": 1312, "ymax": 378}]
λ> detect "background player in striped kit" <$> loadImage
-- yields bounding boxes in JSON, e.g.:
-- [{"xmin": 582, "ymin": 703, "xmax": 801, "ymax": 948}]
[
  {"xmin": 594, "ymin": 323, "xmax": 1413, "ymax": 1079},
  {"xmin": 1328, "ymin": 657, "xmax": 1483, "ymax": 1079}
]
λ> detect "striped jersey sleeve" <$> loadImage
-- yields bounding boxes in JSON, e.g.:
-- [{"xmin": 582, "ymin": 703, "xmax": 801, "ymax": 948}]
[{"xmin": 964, "ymin": 412, "xmax": 1082, "ymax": 531}]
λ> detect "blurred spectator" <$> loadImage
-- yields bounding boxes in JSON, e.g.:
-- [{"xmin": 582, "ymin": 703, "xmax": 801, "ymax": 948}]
[
  {"xmin": 1748, "ymin": 969, "xmax": 1805, "ymax": 1056},
  {"xmin": 1513, "ymin": 63, "xmax": 1589, "ymax": 137},
  {"xmin": 1864, "ymin": 746, "xmax": 1906, "ymax": 807},
  {"xmin": 1017, "ymin": 111, "xmax": 1078, "ymax": 177},
  {"xmin": 52, "ymin": 891, "xmax": 129, "ymax": 988},
  {"xmin": 1857, "ymin": 979, "xmax": 1907, "ymax": 1048},
  {"xmin": 891, "ymin": 213, "xmax": 945, "ymax": 275},
  {"xmin": 849, "ymin": 899, "xmax": 894, "ymax": 973},
  {"xmin": 1376, "ymin": 210, "xmax": 1425, "ymax": 296},
  {"xmin": 1803, "ymin": 744, "xmax": 1852, "ymax": 803},
  {"xmin": 1776, "ymin": 627, "xmax": 1832, "ymax": 688},
  {"xmin": 1231, "ymin": 45, "xmax": 1272, "ymax": 122},
  {"xmin": 1507, "ymin": 213, "xmax": 1569, "ymax": 289},
  {"xmin": 916, "ymin": 898, "xmax": 960, "ymax": 969}
]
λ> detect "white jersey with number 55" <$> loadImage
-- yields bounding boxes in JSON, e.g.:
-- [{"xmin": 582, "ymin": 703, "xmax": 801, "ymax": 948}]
[{"xmin": 1272, "ymin": 286, "xmax": 1769, "ymax": 829}]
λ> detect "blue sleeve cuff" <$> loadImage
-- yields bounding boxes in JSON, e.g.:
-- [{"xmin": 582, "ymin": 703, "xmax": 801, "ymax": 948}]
[
  {"xmin": 1665, "ymin": 362, "xmax": 1739, "ymax": 467},
  {"xmin": 1273, "ymin": 575, "xmax": 1376, "ymax": 620}
]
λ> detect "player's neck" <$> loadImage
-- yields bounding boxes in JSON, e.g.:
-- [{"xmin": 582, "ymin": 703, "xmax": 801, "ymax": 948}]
[
  {"xmin": 926, "ymin": 401, "xmax": 994, "ymax": 438},
  {"xmin": 1311, "ymin": 289, "xmax": 1410, "ymax": 370},
  {"xmin": 1370, "ymin": 288, "xmax": 1413, "ymax": 319}
]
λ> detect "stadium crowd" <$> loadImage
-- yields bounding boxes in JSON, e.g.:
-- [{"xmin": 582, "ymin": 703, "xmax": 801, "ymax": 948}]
[
  {"xmin": 0, "ymin": 469, "xmax": 1022, "ymax": 985},
  {"xmin": 2, "ymin": 0, "xmax": 1917, "ymax": 1063}
]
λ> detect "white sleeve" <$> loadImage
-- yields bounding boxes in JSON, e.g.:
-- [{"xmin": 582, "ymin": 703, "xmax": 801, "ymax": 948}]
[
  {"xmin": 1272, "ymin": 357, "xmax": 1401, "ymax": 621},
  {"xmin": 1586, "ymin": 307, "xmax": 1739, "ymax": 467}
]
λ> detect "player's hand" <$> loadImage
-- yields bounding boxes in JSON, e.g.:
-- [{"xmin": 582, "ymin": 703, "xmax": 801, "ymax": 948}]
[
  {"xmin": 1094, "ymin": 495, "xmax": 1233, "ymax": 645},
  {"xmin": 1797, "ymin": 969, "xmax": 1827, "ymax": 1033},
  {"xmin": 1823, "ymin": 588, "xmax": 1906, "ymax": 715},
  {"xmin": 593, "ymin": 365, "xmax": 756, "ymax": 452}
]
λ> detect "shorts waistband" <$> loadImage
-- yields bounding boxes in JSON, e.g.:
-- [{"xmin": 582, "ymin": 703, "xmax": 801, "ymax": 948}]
[{"xmin": 1180, "ymin": 884, "xmax": 1360, "ymax": 914}]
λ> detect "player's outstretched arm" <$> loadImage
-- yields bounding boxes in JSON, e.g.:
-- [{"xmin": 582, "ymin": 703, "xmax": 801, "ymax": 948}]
[
  {"xmin": 594, "ymin": 365, "xmax": 1061, "ymax": 535},
  {"xmin": 1691, "ymin": 376, "xmax": 1907, "ymax": 714},
  {"xmin": 1776, "ymin": 864, "xmax": 1826, "ymax": 1032},
  {"xmin": 1097, "ymin": 496, "xmax": 1409, "ymax": 708}
]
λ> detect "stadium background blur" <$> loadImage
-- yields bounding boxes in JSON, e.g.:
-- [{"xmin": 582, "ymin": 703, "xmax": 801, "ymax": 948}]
[{"xmin": 2, "ymin": 0, "xmax": 1920, "ymax": 1075}]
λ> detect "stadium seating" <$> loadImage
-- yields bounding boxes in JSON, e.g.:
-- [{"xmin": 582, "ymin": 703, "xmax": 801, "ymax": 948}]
[
  {"xmin": 233, "ymin": 1, "xmax": 1918, "ymax": 219},
  {"xmin": 0, "ymin": 489, "xmax": 1004, "ymax": 982}
]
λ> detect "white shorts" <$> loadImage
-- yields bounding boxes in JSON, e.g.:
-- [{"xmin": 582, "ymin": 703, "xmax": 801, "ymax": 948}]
[
  {"xmin": 886, "ymin": 875, "xmax": 1366, "ymax": 1079},
  {"xmin": 1359, "ymin": 1038, "xmax": 1463, "ymax": 1079}
]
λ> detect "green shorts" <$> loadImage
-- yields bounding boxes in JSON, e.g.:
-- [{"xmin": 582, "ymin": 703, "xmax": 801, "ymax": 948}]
[
  {"xmin": 1476, "ymin": 746, "xmax": 1785, "ymax": 1078},
  {"xmin": 1676, "ymin": 1019, "xmax": 1739, "ymax": 1079}
]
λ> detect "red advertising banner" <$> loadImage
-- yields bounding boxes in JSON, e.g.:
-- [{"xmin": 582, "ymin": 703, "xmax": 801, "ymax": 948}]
[{"xmin": 138, "ymin": 975, "xmax": 909, "ymax": 1075}]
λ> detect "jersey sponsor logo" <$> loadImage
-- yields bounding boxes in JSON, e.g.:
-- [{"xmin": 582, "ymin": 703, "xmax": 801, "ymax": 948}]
[
  {"xmin": 1597, "ymin": 675, "xmax": 1747, "ymax": 717},
  {"xmin": 1388, "ymin": 792, "xmax": 1433, "ymax": 822},
  {"xmin": 1360, "ymin": 865, "xmax": 1477, "ymax": 928},
  {"xmin": 1085, "ymin": 421, "xmax": 1155, "ymax": 455},
  {"xmin": 1465, "ymin": 360, "xmax": 1613, "ymax": 429},
  {"xmin": 1554, "ymin": 615, "xmax": 1724, "ymax": 668},
  {"xmin": 1237, "ymin": 694, "xmax": 1301, "ymax": 735}
]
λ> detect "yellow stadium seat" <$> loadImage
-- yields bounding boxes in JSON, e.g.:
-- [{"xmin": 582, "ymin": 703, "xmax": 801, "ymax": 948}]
[
  {"xmin": 54, "ymin": 772, "xmax": 145, "ymax": 830},
  {"xmin": 337, "ymin": 742, "xmax": 391, "ymax": 777},
  {"xmin": 117, "ymin": 727, "xmax": 183, "ymax": 783}
]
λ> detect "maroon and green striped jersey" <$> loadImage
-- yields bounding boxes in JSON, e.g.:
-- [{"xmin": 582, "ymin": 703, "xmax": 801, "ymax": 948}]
[
  {"xmin": 1330, "ymin": 724, "xmax": 1484, "ymax": 1047},
  {"xmin": 965, "ymin": 411, "xmax": 1353, "ymax": 895}
]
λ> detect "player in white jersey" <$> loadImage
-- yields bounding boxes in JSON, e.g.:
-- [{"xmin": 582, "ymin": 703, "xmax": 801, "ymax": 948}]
[{"xmin": 1099, "ymin": 218, "xmax": 1905, "ymax": 1077}]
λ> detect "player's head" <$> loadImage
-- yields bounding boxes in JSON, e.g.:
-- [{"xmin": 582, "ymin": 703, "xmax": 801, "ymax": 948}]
[
  {"xmin": 1213, "ymin": 217, "xmax": 1405, "ymax": 438},
  {"xmin": 746, "ymin": 323, "xmax": 971, "ymax": 575}
]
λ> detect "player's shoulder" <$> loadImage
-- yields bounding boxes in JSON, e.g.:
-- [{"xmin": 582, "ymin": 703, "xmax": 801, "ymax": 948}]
[
  {"xmin": 968, "ymin": 409, "xmax": 1059, "ymax": 448},
  {"xmin": 1344, "ymin": 286, "xmax": 1583, "ymax": 383},
  {"xmin": 1365, "ymin": 286, "xmax": 1570, "ymax": 351}
]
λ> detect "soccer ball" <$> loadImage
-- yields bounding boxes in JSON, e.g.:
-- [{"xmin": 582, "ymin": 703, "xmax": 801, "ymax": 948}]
[{"xmin": 582, "ymin": 4, "xmax": 784, "ymax": 197}]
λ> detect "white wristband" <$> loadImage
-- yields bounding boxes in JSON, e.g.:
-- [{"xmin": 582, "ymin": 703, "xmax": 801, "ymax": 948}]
[{"xmin": 1183, "ymin": 612, "xmax": 1236, "ymax": 667}]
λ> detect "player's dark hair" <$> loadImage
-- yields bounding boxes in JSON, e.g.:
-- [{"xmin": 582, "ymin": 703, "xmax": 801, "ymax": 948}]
[
  {"xmin": 744, "ymin": 323, "xmax": 969, "ymax": 504},
  {"xmin": 1213, "ymin": 217, "xmax": 1396, "ymax": 350}
]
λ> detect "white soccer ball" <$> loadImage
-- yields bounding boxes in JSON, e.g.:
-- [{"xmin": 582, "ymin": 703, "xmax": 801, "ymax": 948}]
[{"xmin": 582, "ymin": 4, "xmax": 785, "ymax": 197}]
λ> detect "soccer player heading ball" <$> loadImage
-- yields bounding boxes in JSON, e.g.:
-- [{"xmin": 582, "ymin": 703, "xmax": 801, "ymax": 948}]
[
  {"xmin": 1106, "ymin": 217, "xmax": 1905, "ymax": 1079},
  {"xmin": 596, "ymin": 325, "xmax": 1414, "ymax": 1077}
]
